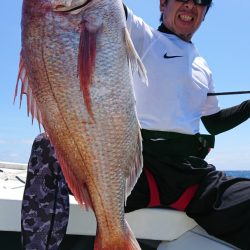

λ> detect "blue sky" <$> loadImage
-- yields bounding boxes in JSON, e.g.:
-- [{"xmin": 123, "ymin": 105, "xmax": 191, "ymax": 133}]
[{"xmin": 0, "ymin": 0, "xmax": 249, "ymax": 170}]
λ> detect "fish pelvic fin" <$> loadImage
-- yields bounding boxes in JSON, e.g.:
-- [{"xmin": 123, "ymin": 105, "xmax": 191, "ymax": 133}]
[
  {"xmin": 78, "ymin": 21, "xmax": 101, "ymax": 120},
  {"xmin": 14, "ymin": 50, "xmax": 43, "ymax": 128},
  {"xmin": 125, "ymin": 131, "xmax": 143, "ymax": 202},
  {"xmin": 124, "ymin": 27, "xmax": 148, "ymax": 85},
  {"xmin": 94, "ymin": 220, "xmax": 141, "ymax": 250}
]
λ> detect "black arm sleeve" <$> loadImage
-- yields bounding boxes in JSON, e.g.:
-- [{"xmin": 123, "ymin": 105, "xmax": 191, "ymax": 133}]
[{"xmin": 201, "ymin": 100, "xmax": 250, "ymax": 135}]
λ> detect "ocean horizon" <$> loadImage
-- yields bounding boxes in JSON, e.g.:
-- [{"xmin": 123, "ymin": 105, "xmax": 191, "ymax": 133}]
[{"xmin": 225, "ymin": 170, "xmax": 250, "ymax": 179}]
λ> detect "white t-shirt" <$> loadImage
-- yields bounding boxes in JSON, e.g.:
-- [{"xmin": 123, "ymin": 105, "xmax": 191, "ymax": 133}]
[{"xmin": 126, "ymin": 8, "xmax": 220, "ymax": 135}]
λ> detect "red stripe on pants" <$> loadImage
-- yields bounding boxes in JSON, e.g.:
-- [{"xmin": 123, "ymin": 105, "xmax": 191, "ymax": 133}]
[{"xmin": 144, "ymin": 167, "xmax": 199, "ymax": 211}]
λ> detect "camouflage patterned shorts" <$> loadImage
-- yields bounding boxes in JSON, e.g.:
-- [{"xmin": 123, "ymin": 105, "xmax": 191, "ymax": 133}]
[{"xmin": 21, "ymin": 133, "xmax": 70, "ymax": 250}]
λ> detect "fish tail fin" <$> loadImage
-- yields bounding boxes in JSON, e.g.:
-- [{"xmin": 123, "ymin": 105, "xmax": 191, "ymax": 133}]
[
  {"xmin": 123, "ymin": 221, "xmax": 142, "ymax": 250},
  {"xmin": 124, "ymin": 27, "xmax": 148, "ymax": 85},
  {"xmin": 94, "ymin": 221, "xmax": 141, "ymax": 250},
  {"xmin": 78, "ymin": 21, "xmax": 101, "ymax": 120}
]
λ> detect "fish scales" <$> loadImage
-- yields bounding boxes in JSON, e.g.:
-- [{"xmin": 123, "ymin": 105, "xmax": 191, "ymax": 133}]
[{"xmin": 17, "ymin": 0, "xmax": 146, "ymax": 249}]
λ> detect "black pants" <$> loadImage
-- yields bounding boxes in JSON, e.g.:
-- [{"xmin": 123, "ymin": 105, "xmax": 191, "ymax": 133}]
[
  {"xmin": 126, "ymin": 156, "xmax": 250, "ymax": 250},
  {"xmin": 22, "ymin": 133, "xmax": 250, "ymax": 250}
]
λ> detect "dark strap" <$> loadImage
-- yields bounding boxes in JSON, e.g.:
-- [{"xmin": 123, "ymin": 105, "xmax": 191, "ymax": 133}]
[
  {"xmin": 141, "ymin": 129, "xmax": 195, "ymax": 140},
  {"xmin": 141, "ymin": 129, "xmax": 215, "ymax": 159}
]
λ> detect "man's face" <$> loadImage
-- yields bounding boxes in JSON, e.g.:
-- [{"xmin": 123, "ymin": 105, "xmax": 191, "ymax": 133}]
[{"xmin": 160, "ymin": 0, "xmax": 208, "ymax": 41}]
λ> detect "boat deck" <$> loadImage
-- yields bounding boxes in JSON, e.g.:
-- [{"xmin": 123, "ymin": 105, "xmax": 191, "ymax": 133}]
[
  {"xmin": 0, "ymin": 162, "xmax": 238, "ymax": 250},
  {"xmin": 0, "ymin": 161, "xmax": 197, "ymax": 240}
]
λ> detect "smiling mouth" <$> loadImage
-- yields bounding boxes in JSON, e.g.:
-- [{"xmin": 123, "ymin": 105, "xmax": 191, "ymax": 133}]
[{"xmin": 179, "ymin": 14, "xmax": 194, "ymax": 22}]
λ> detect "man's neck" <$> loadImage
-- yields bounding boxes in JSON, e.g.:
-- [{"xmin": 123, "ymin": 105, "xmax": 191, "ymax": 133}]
[
  {"xmin": 157, "ymin": 23, "xmax": 192, "ymax": 43},
  {"xmin": 158, "ymin": 23, "xmax": 175, "ymax": 35}
]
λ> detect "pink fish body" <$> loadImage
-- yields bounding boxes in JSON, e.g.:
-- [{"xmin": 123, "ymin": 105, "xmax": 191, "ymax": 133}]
[{"xmin": 16, "ymin": 0, "xmax": 147, "ymax": 249}]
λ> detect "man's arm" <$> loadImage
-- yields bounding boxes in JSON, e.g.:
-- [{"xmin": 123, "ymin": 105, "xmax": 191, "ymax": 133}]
[{"xmin": 201, "ymin": 100, "xmax": 250, "ymax": 135}]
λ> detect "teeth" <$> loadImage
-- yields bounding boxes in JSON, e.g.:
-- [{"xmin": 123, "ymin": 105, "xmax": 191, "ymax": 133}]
[{"xmin": 180, "ymin": 15, "xmax": 193, "ymax": 21}]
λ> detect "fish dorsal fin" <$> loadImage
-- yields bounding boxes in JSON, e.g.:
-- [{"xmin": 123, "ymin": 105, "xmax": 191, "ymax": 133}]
[
  {"xmin": 16, "ymin": 50, "xmax": 93, "ymax": 209},
  {"xmin": 14, "ymin": 50, "xmax": 43, "ymax": 127},
  {"xmin": 124, "ymin": 27, "xmax": 148, "ymax": 85}
]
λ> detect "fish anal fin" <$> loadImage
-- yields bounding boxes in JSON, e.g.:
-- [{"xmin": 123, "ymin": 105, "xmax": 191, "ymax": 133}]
[{"xmin": 125, "ymin": 132, "xmax": 143, "ymax": 201}]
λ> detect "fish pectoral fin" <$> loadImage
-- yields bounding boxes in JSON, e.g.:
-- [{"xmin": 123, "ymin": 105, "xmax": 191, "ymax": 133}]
[
  {"xmin": 78, "ymin": 20, "xmax": 102, "ymax": 119},
  {"xmin": 124, "ymin": 27, "xmax": 148, "ymax": 86},
  {"xmin": 14, "ymin": 50, "xmax": 43, "ymax": 127}
]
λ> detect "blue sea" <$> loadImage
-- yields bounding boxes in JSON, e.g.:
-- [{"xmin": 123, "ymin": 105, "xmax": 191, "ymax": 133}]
[{"xmin": 225, "ymin": 171, "xmax": 250, "ymax": 178}]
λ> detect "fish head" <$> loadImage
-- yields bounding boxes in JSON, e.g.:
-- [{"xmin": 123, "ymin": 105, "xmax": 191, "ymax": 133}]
[
  {"xmin": 22, "ymin": 0, "xmax": 89, "ymax": 13},
  {"xmin": 49, "ymin": 0, "xmax": 125, "ymax": 31}
]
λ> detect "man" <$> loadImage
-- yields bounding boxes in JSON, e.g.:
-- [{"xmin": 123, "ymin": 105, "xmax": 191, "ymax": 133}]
[
  {"xmin": 21, "ymin": 0, "xmax": 250, "ymax": 249},
  {"xmin": 123, "ymin": 1, "xmax": 250, "ymax": 249}
]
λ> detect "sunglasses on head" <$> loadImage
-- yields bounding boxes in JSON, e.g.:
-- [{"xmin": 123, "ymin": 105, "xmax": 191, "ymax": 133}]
[{"xmin": 176, "ymin": 0, "xmax": 212, "ymax": 6}]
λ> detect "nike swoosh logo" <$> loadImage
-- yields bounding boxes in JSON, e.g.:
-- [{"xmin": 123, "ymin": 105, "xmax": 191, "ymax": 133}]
[{"xmin": 163, "ymin": 53, "xmax": 183, "ymax": 59}]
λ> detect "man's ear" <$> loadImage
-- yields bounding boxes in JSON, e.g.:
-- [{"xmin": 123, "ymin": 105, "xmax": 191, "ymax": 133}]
[{"xmin": 160, "ymin": 0, "xmax": 166, "ymax": 12}]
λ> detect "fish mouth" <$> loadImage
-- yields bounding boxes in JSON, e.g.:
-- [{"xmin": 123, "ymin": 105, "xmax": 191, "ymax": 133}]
[{"xmin": 53, "ymin": 0, "xmax": 91, "ymax": 13}]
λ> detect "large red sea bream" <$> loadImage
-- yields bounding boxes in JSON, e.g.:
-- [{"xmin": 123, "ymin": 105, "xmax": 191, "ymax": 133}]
[{"xmin": 15, "ymin": 0, "xmax": 147, "ymax": 249}]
